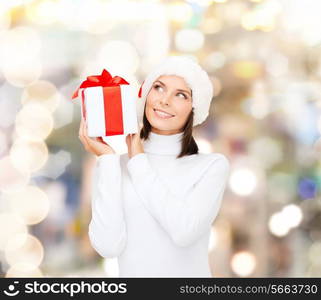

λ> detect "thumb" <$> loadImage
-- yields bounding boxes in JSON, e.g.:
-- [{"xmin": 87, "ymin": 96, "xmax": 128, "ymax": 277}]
[{"xmin": 96, "ymin": 137, "xmax": 107, "ymax": 145}]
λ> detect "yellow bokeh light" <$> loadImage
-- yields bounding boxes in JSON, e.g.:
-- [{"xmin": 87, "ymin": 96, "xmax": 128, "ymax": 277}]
[
  {"xmin": 232, "ymin": 61, "xmax": 262, "ymax": 79},
  {"xmin": 5, "ymin": 233, "xmax": 44, "ymax": 269},
  {"xmin": 7, "ymin": 185, "xmax": 50, "ymax": 225},
  {"xmin": 15, "ymin": 103, "xmax": 54, "ymax": 142},
  {"xmin": 26, "ymin": 0, "xmax": 59, "ymax": 25},
  {"xmin": 21, "ymin": 80, "xmax": 61, "ymax": 113},
  {"xmin": 166, "ymin": 2, "xmax": 193, "ymax": 23},
  {"xmin": 10, "ymin": 139, "xmax": 48, "ymax": 173},
  {"xmin": 200, "ymin": 17, "xmax": 222, "ymax": 34}
]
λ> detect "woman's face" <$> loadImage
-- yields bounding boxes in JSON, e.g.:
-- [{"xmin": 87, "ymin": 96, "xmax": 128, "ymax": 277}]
[{"xmin": 145, "ymin": 75, "xmax": 193, "ymax": 135}]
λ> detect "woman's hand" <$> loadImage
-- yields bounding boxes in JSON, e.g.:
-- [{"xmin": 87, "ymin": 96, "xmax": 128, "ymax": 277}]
[
  {"xmin": 78, "ymin": 117, "xmax": 115, "ymax": 156},
  {"xmin": 126, "ymin": 129, "xmax": 144, "ymax": 159}
]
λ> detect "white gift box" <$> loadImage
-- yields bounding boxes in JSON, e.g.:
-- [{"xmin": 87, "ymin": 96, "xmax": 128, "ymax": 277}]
[{"xmin": 81, "ymin": 85, "xmax": 138, "ymax": 137}]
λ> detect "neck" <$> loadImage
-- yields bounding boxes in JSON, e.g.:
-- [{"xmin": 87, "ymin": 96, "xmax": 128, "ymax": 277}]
[{"xmin": 143, "ymin": 131, "xmax": 184, "ymax": 156}]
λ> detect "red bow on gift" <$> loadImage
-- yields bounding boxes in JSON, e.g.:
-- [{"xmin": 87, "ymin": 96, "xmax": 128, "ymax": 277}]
[{"xmin": 72, "ymin": 69, "xmax": 129, "ymax": 99}]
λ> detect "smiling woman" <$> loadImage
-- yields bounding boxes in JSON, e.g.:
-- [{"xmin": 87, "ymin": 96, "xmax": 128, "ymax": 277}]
[
  {"xmin": 140, "ymin": 74, "xmax": 198, "ymax": 158},
  {"xmin": 81, "ymin": 55, "xmax": 230, "ymax": 277}
]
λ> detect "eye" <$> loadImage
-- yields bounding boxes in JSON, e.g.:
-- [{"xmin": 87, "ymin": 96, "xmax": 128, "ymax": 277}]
[
  {"xmin": 154, "ymin": 84, "xmax": 163, "ymax": 91},
  {"xmin": 177, "ymin": 92, "xmax": 188, "ymax": 99}
]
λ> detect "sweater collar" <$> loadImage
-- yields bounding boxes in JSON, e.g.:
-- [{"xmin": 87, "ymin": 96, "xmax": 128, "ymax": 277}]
[{"xmin": 142, "ymin": 131, "xmax": 183, "ymax": 156}]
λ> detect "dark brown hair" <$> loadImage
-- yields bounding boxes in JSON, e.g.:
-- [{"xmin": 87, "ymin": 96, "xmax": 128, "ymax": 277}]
[{"xmin": 140, "ymin": 106, "xmax": 199, "ymax": 159}]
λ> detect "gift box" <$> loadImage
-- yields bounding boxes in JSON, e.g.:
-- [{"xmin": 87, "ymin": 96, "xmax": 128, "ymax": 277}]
[{"xmin": 72, "ymin": 69, "xmax": 138, "ymax": 137}]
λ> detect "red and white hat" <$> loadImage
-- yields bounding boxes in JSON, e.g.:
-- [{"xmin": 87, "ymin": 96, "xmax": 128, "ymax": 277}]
[{"xmin": 137, "ymin": 55, "xmax": 214, "ymax": 127}]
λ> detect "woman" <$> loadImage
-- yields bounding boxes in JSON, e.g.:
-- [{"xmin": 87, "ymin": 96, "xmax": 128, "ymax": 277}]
[{"xmin": 79, "ymin": 56, "xmax": 230, "ymax": 277}]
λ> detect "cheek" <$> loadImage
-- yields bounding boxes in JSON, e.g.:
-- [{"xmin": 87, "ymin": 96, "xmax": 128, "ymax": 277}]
[
  {"xmin": 173, "ymin": 101, "xmax": 192, "ymax": 120},
  {"xmin": 145, "ymin": 90, "xmax": 158, "ymax": 108},
  {"xmin": 145, "ymin": 95, "xmax": 155, "ymax": 119}
]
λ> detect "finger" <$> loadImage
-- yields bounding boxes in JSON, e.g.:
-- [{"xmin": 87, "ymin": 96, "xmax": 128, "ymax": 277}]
[
  {"xmin": 79, "ymin": 133, "xmax": 89, "ymax": 150},
  {"xmin": 79, "ymin": 118, "xmax": 83, "ymax": 136},
  {"xmin": 80, "ymin": 120, "xmax": 91, "ymax": 150},
  {"xmin": 125, "ymin": 134, "xmax": 131, "ymax": 145},
  {"xmin": 82, "ymin": 118, "xmax": 88, "ymax": 137},
  {"xmin": 96, "ymin": 137, "xmax": 107, "ymax": 145}
]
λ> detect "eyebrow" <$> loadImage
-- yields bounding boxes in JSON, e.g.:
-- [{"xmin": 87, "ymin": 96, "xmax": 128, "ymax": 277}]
[{"xmin": 155, "ymin": 80, "xmax": 192, "ymax": 96}]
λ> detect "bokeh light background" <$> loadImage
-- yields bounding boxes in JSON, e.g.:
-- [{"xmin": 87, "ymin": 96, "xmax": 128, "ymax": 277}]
[{"xmin": 0, "ymin": 0, "xmax": 321, "ymax": 278}]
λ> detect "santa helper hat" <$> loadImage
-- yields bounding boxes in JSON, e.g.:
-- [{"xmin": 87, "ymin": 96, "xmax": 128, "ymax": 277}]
[{"xmin": 137, "ymin": 56, "xmax": 214, "ymax": 127}]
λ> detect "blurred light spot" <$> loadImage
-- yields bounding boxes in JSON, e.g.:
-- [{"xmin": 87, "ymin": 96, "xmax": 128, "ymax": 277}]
[
  {"xmin": 0, "ymin": 27, "xmax": 42, "ymax": 86},
  {"xmin": 232, "ymin": 61, "xmax": 262, "ymax": 79},
  {"xmin": 282, "ymin": 204, "xmax": 303, "ymax": 228},
  {"xmin": 298, "ymin": 177, "xmax": 317, "ymax": 199},
  {"xmin": 10, "ymin": 139, "xmax": 48, "ymax": 173},
  {"xmin": 15, "ymin": 103, "xmax": 53, "ymax": 142},
  {"xmin": 0, "ymin": 3, "xmax": 11, "ymax": 30},
  {"xmin": 0, "ymin": 213, "xmax": 28, "ymax": 250},
  {"xmin": 269, "ymin": 212, "xmax": 290, "ymax": 237},
  {"xmin": 231, "ymin": 251, "xmax": 256, "ymax": 277},
  {"xmin": 0, "ymin": 156, "xmax": 30, "ymax": 194},
  {"xmin": 0, "ymin": 26, "xmax": 41, "ymax": 64},
  {"xmin": 282, "ymin": 0, "xmax": 321, "ymax": 46},
  {"xmin": 166, "ymin": 2, "xmax": 193, "ymax": 23},
  {"xmin": 26, "ymin": 0, "xmax": 59, "ymax": 25},
  {"xmin": 175, "ymin": 29, "xmax": 204, "ymax": 52},
  {"xmin": 5, "ymin": 233, "xmax": 44, "ymax": 269},
  {"xmin": 18, "ymin": 110, "xmax": 47, "ymax": 142},
  {"xmin": 3, "ymin": 59, "xmax": 42, "ymax": 87},
  {"xmin": 229, "ymin": 168, "xmax": 257, "ymax": 196},
  {"xmin": 97, "ymin": 40, "xmax": 140, "ymax": 75},
  {"xmin": 248, "ymin": 137, "xmax": 283, "ymax": 169},
  {"xmin": 200, "ymin": 17, "xmax": 222, "ymax": 34},
  {"xmin": 21, "ymin": 80, "xmax": 60, "ymax": 113},
  {"xmin": 265, "ymin": 53, "xmax": 289, "ymax": 77},
  {"xmin": 7, "ymin": 185, "xmax": 50, "ymax": 225},
  {"xmin": 6, "ymin": 263, "xmax": 43, "ymax": 277},
  {"xmin": 241, "ymin": 0, "xmax": 281, "ymax": 31},
  {"xmin": 204, "ymin": 52, "xmax": 226, "ymax": 70}
]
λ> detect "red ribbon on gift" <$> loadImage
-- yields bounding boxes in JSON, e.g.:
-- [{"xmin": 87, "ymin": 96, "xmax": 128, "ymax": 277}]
[{"xmin": 72, "ymin": 69, "xmax": 130, "ymax": 136}]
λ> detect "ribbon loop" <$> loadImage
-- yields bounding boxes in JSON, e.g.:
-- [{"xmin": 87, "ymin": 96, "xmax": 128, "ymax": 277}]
[{"xmin": 72, "ymin": 69, "xmax": 129, "ymax": 99}]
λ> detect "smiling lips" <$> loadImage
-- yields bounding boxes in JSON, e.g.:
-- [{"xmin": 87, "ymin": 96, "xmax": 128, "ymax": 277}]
[{"xmin": 153, "ymin": 108, "xmax": 175, "ymax": 119}]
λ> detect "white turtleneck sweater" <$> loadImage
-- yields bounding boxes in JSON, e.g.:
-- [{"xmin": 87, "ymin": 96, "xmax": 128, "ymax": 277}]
[{"xmin": 88, "ymin": 131, "xmax": 230, "ymax": 277}]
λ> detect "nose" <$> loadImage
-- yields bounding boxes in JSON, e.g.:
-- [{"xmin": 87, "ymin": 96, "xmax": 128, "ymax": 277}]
[{"xmin": 159, "ymin": 92, "xmax": 171, "ymax": 106}]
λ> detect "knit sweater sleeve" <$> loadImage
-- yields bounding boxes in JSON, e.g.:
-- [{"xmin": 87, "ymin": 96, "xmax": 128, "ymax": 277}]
[
  {"xmin": 88, "ymin": 154, "xmax": 127, "ymax": 258},
  {"xmin": 127, "ymin": 153, "xmax": 230, "ymax": 247}
]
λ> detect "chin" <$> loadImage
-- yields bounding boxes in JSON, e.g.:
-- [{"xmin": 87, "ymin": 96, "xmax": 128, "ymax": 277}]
[{"xmin": 149, "ymin": 119, "xmax": 174, "ymax": 131}]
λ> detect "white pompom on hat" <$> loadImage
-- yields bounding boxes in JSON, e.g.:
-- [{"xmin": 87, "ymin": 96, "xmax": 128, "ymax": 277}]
[{"xmin": 137, "ymin": 55, "xmax": 214, "ymax": 127}]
